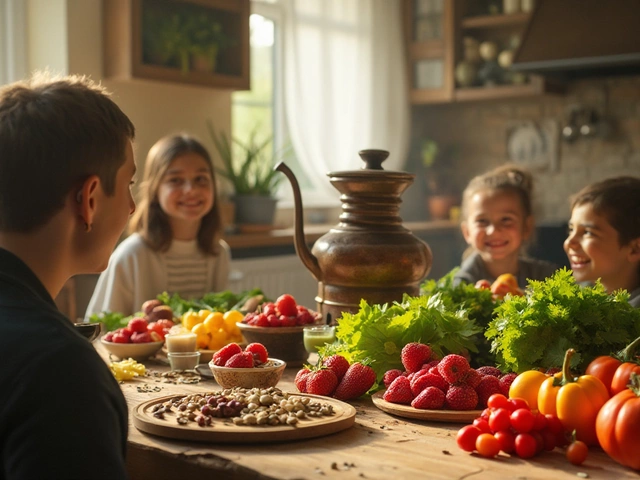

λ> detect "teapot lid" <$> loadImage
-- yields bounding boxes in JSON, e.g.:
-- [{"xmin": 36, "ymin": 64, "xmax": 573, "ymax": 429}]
[{"xmin": 327, "ymin": 149, "xmax": 413, "ymax": 181}]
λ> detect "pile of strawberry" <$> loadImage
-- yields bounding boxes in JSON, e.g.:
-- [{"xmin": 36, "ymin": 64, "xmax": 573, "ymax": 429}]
[
  {"xmin": 103, "ymin": 316, "xmax": 175, "ymax": 344},
  {"xmin": 455, "ymin": 393, "xmax": 584, "ymax": 462},
  {"xmin": 381, "ymin": 342, "xmax": 517, "ymax": 410},
  {"xmin": 242, "ymin": 294, "xmax": 321, "ymax": 327},
  {"xmin": 211, "ymin": 342, "xmax": 269, "ymax": 368},
  {"xmin": 295, "ymin": 355, "xmax": 377, "ymax": 401}
]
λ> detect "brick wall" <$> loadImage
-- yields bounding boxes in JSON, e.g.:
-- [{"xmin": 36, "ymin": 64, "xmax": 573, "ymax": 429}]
[{"xmin": 407, "ymin": 75, "xmax": 640, "ymax": 224}]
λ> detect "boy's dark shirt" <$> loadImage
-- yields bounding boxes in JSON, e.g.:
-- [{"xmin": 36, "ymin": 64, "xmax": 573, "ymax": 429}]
[{"xmin": 0, "ymin": 248, "xmax": 128, "ymax": 480}]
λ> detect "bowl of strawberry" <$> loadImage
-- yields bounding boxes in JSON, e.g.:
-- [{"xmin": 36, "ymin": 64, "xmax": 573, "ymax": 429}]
[
  {"xmin": 237, "ymin": 294, "xmax": 323, "ymax": 366},
  {"xmin": 101, "ymin": 316, "xmax": 173, "ymax": 361},
  {"xmin": 208, "ymin": 342, "xmax": 286, "ymax": 389}
]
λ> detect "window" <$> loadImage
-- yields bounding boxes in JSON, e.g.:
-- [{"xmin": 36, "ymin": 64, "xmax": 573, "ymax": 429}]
[
  {"xmin": 232, "ymin": 1, "xmax": 316, "ymax": 208},
  {"xmin": 0, "ymin": 0, "xmax": 27, "ymax": 85}
]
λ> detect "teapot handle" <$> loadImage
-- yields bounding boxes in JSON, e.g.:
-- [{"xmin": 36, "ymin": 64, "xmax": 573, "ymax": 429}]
[{"xmin": 358, "ymin": 149, "xmax": 389, "ymax": 170}]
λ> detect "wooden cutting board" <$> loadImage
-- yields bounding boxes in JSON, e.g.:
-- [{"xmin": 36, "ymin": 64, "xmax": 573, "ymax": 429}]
[
  {"xmin": 133, "ymin": 392, "xmax": 356, "ymax": 443},
  {"xmin": 371, "ymin": 391, "xmax": 481, "ymax": 423}
]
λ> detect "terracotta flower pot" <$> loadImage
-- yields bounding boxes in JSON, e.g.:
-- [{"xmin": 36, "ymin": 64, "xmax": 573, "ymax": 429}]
[{"xmin": 427, "ymin": 195, "xmax": 459, "ymax": 220}]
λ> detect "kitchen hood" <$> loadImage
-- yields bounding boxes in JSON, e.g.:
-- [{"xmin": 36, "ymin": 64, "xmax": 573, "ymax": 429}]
[{"xmin": 511, "ymin": 0, "xmax": 640, "ymax": 80}]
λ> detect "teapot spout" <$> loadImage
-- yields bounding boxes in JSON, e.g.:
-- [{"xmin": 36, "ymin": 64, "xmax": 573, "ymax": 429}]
[{"xmin": 275, "ymin": 162, "xmax": 322, "ymax": 281}]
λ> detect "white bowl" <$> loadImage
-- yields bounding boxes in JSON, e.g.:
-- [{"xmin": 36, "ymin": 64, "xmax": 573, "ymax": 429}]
[
  {"xmin": 208, "ymin": 358, "xmax": 286, "ymax": 389},
  {"xmin": 101, "ymin": 337, "xmax": 164, "ymax": 361}
]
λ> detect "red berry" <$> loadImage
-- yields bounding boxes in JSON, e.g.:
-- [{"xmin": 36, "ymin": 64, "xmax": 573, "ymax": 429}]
[
  {"xmin": 475, "ymin": 375, "xmax": 502, "ymax": 408},
  {"xmin": 476, "ymin": 366, "xmax": 502, "ymax": 377},
  {"xmin": 130, "ymin": 331, "xmax": 151, "ymax": 343},
  {"xmin": 498, "ymin": 372, "xmax": 518, "ymax": 396},
  {"xmin": 245, "ymin": 342, "xmax": 269, "ymax": 365},
  {"xmin": 306, "ymin": 368, "xmax": 338, "ymax": 396},
  {"xmin": 275, "ymin": 294, "xmax": 297, "ymax": 317},
  {"xmin": 462, "ymin": 369, "xmax": 482, "ymax": 388},
  {"xmin": 445, "ymin": 384, "xmax": 478, "ymax": 410},
  {"xmin": 128, "ymin": 317, "xmax": 148, "ymax": 333},
  {"xmin": 212, "ymin": 343, "xmax": 243, "ymax": 366},
  {"xmin": 383, "ymin": 369, "xmax": 404, "ymax": 388},
  {"xmin": 411, "ymin": 386, "xmax": 445, "ymax": 409},
  {"xmin": 322, "ymin": 355, "xmax": 350, "ymax": 381},
  {"xmin": 294, "ymin": 368, "xmax": 311, "ymax": 393},
  {"xmin": 437, "ymin": 354, "xmax": 470, "ymax": 385},
  {"xmin": 382, "ymin": 376, "xmax": 414, "ymax": 404},
  {"xmin": 224, "ymin": 351, "xmax": 255, "ymax": 368},
  {"xmin": 401, "ymin": 342, "xmax": 432, "ymax": 373},
  {"xmin": 333, "ymin": 363, "xmax": 377, "ymax": 401},
  {"xmin": 410, "ymin": 372, "xmax": 448, "ymax": 397}
]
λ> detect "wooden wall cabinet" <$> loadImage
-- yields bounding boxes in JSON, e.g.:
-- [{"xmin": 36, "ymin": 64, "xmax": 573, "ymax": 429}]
[
  {"xmin": 104, "ymin": 0, "xmax": 250, "ymax": 90},
  {"xmin": 404, "ymin": 0, "xmax": 564, "ymax": 104}
]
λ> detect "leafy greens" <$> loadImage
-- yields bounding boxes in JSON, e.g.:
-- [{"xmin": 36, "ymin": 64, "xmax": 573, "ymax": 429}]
[
  {"xmin": 486, "ymin": 268, "xmax": 640, "ymax": 374},
  {"xmin": 318, "ymin": 293, "xmax": 482, "ymax": 383}
]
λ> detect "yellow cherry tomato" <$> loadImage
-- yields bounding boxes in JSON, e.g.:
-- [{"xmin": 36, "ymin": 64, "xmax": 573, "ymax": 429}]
[
  {"xmin": 182, "ymin": 311, "xmax": 202, "ymax": 331},
  {"xmin": 203, "ymin": 312, "xmax": 224, "ymax": 333},
  {"xmin": 223, "ymin": 310, "xmax": 244, "ymax": 331},
  {"xmin": 508, "ymin": 370, "xmax": 549, "ymax": 410}
]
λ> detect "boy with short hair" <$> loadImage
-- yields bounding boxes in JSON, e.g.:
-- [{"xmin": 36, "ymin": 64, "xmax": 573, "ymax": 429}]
[
  {"xmin": 564, "ymin": 176, "xmax": 640, "ymax": 307},
  {"xmin": 0, "ymin": 72, "xmax": 136, "ymax": 479}
]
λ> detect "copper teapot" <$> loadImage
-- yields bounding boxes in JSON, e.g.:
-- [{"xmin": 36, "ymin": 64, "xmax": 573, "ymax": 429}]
[{"xmin": 276, "ymin": 149, "xmax": 432, "ymax": 324}]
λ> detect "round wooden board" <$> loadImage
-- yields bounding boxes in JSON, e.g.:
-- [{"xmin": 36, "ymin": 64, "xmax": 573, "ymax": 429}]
[
  {"xmin": 133, "ymin": 392, "xmax": 357, "ymax": 443},
  {"xmin": 371, "ymin": 391, "xmax": 482, "ymax": 423}
]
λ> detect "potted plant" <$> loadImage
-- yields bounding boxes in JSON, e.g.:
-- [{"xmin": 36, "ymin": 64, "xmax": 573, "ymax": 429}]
[
  {"xmin": 207, "ymin": 121, "xmax": 289, "ymax": 228},
  {"xmin": 421, "ymin": 139, "xmax": 459, "ymax": 220},
  {"xmin": 185, "ymin": 13, "xmax": 232, "ymax": 73}
]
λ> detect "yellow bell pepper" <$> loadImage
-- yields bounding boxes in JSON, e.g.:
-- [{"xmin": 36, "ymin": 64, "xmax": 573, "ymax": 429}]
[
  {"xmin": 538, "ymin": 348, "xmax": 609, "ymax": 446},
  {"xmin": 508, "ymin": 369, "xmax": 549, "ymax": 410}
]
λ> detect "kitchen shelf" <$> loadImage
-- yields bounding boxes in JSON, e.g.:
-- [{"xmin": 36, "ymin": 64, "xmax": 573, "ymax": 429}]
[
  {"xmin": 103, "ymin": 0, "xmax": 250, "ymax": 90},
  {"xmin": 461, "ymin": 12, "xmax": 531, "ymax": 30}
]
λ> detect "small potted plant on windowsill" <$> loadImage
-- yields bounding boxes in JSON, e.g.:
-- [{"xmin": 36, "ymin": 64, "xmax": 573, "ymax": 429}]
[
  {"xmin": 207, "ymin": 121, "xmax": 289, "ymax": 231},
  {"xmin": 421, "ymin": 139, "xmax": 460, "ymax": 221}
]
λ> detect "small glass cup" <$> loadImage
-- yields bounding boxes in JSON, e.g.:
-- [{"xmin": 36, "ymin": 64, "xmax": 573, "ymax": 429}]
[
  {"xmin": 168, "ymin": 351, "xmax": 200, "ymax": 371},
  {"xmin": 303, "ymin": 325, "xmax": 336, "ymax": 357},
  {"xmin": 165, "ymin": 332, "xmax": 197, "ymax": 353}
]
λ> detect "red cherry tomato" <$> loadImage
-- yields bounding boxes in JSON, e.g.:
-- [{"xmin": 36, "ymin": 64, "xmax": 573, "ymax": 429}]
[
  {"xmin": 487, "ymin": 393, "xmax": 510, "ymax": 410},
  {"xmin": 275, "ymin": 294, "xmax": 298, "ymax": 317},
  {"xmin": 494, "ymin": 430, "xmax": 515, "ymax": 453},
  {"xmin": 488, "ymin": 408, "xmax": 511, "ymax": 433},
  {"xmin": 510, "ymin": 408, "xmax": 535, "ymax": 433},
  {"xmin": 566, "ymin": 440, "xmax": 588, "ymax": 465},
  {"xmin": 514, "ymin": 433, "xmax": 537, "ymax": 459},
  {"xmin": 456, "ymin": 425, "xmax": 481, "ymax": 452}
]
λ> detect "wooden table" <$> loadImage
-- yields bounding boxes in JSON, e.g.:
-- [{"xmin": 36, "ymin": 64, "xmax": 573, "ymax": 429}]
[{"xmin": 103, "ymin": 348, "xmax": 637, "ymax": 480}]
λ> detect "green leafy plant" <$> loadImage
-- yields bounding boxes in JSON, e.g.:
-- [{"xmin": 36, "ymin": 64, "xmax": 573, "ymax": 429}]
[
  {"xmin": 420, "ymin": 138, "xmax": 458, "ymax": 196},
  {"xmin": 486, "ymin": 268, "xmax": 640, "ymax": 374},
  {"xmin": 421, "ymin": 268, "xmax": 499, "ymax": 367},
  {"xmin": 318, "ymin": 294, "xmax": 482, "ymax": 388},
  {"xmin": 207, "ymin": 121, "xmax": 288, "ymax": 197}
]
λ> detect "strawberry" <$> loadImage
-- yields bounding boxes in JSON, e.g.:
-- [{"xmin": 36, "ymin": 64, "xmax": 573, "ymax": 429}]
[
  {"xmin": 461, "ymin": 369, "xmax": 482, "ymax": 388},
  {"xmin": 411, "ymin": 386, "xmax": 445, "ymax": 410},
  {"xmin": 322, "ymin": 355, "xmax": 350, "ymax": 381},
  {"xmin": 383, "ymin": 369, "xmax": 404, "ymax": 388},
  {"xmin": 245, "ymin": 342, "xmax": 268, "ymax": 365},
  {"xmin": 445, "ymin": 384, "xmax": 478, "ymax": 410},
  {"xmin": 224, "ymin": 351, "xmax": 255, "ymax": 368},
  {"xmin": 499, "ymin": 372, "xmax": 518, "ymax": 396},
  {"xmin": 410, "ymin": 372, "xmax": 448, "ymax": 397},
  {"xmin": 437, "ymin": 354, "xmax": 470, "ymax": 385},
  {"xmin": 295, "ymin": 367, "xmax": 312, "ymax": 393},
  {"xmin": 333, "ymin": 362, "xmax": 377, "ymax": 401},
  {"xmin": 306, "ymin": 368, "xmax": 338, "ymax": 396},
  {"xmin": 475, "ymin": 375, "xmax": 502, "ymax": 408},
  {"xmin": 476, "ymin": 366, "xmax": 502, "ymax": 378},
  {"xmin": 382, "ymin": 376, "xmax": 414, "ymax": 405},
  {"xmin": 401, "ymin": 342, "xmax": 432, "ymax": 373},
  {"xmin": 212, "ymin": 342, "xmax": 243, "ymax": 366}
]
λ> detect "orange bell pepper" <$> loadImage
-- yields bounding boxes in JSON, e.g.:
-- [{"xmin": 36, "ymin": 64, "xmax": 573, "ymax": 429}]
[{"xmin": 538, "ymin": 348, "xmax": 610, "ymax": 446}]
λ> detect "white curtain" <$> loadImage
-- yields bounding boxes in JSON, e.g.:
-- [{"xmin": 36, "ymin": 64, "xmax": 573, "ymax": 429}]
[
  {"xmin": 0, "ymin": 0, "xmax": 27, "ymax": 85},
  {"xmin": 281, "ymin": 0, "xmax": 410, "ymax": 199}
]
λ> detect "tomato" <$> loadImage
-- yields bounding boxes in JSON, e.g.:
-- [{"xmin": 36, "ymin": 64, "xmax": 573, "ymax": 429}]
[
  {"xmin": 510, "ymin": 408, "xmax": 535, "ymax": 433},
  {"xmin": 275, "ymin": 294, "xmax": 297, "ymax": 317},
  {"xmin": 456, "ymin": 425, "xmax": 481, "ymax": 452},
  {"xmin": 156, "ymin": 319, "xmax": 175, "ymax": 330},
  {"xmin": 474, "ymin": 279, "xmax": 491, "ymax": 290},
  {"xmin": 128, "ymin": 316, "xmax": 148, "ymax": 333},
  {"xmin": 514, "ymin": 433, "xmax": 537, "ymax": 459},
  {"xmin": 566, "ymin": 440, "xmax": 588, "ymax": 465},
  {"xmin": 596, "ymin": 373, "xmax": 640, "ymax": 470},
  {"xmin": 586, "ymin": 336, "xmax": 640, "ymax": 396},
  {"xmin": 487, "ymin": 393, "xmax": 510, "ymax": 410},
  {"xmin": 586, "ymin": 355, "xmax": 621, "ymax": 396},
  {"xmin": 472, "ymin": 418, "xmax": 491, "ymax": 434},
  {"xmin": 488, "ymin": 408, "xmax": 511, "ymax": 433},
  {"xmin": 475, "ymin": 433, "xmax": 501, "ymax": 458},
  {"xmin": 610, "ymin": 362, "xmax": 640, "ymax": 396},
  {"xmin": 494, "ymin": 430, "xmax": 515, "ymax": 453}
]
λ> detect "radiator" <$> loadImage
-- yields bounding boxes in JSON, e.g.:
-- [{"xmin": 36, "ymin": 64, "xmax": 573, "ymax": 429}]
[{"xmin": 228, "ymin": 255, "xmax": 318, "ymax": 309}]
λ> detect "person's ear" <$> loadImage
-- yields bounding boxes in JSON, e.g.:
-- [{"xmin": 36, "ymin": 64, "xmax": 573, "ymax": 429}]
[
  {"xmin": 628, "ymin": 237, "xmax": 640, "ymax": 262},
  {"xmin": 76, "ymin": 175, "xmax": 100, "ymax": 232}
]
